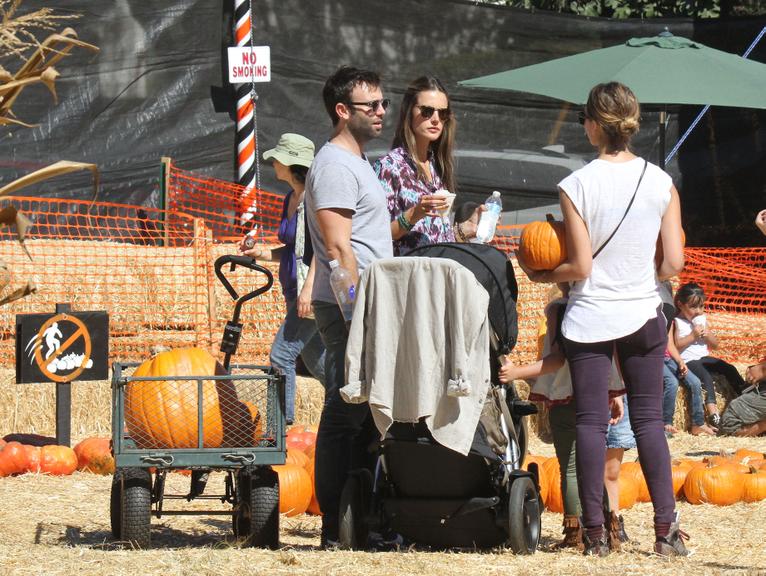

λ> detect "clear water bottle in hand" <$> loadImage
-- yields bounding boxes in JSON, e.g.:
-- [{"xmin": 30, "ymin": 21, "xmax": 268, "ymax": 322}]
[
  {"xmin": 329, "ymin": 259, "xmax": 356, "ymax": 321},
  {"xmin": 475, "ymin": 191, "xmax": 502, "ymax": 243}
]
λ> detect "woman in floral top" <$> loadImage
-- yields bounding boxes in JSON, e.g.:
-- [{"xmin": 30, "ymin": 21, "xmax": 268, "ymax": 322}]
[{"xmin": 374, "ymin": 75, "xmax": 468, "ymax": 256}]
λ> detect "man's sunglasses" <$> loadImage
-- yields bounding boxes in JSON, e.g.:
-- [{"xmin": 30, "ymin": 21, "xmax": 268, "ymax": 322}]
[
  {"xmin": 347, "ymin": 98, "xmax": 390, "ymax": 115},
  {"xmin": 416, "ymin": 105, "xmax": 451, "ymax": 122}
]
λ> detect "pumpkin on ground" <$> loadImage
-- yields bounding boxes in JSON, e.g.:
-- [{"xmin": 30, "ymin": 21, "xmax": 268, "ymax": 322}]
[
  {"xmin": 621, "ymin": 461, "xmax": 650, "ymax": 502},
  {"xmin": 0, "ymin": 441, "xmax": 27, "ymax": 476},
  {"xmin": 742, "ymin": 468, "xmax": 766, "ymax": 503},
  {"xmin": 23, "ymin": 445, "xmax": 41, "ymax": 473},
  {"xmin": 39, "ymin": 445, "xmax": 78, "ymax": 475},
  {"xmin": 124, "ymin": 347, "xmax": 240, "ymax": 449},
  {"xmin": 285, "ymin": 449, "xmax": 309, "ymax": 469},
  {"xmin": 0, "ymin": 438, "xmax": 6, "ymax": 450},
  {"xmin": 286, "ymin": 430, "xmax": 317, "ymax": 453},
  {"xmin": 734, "ymin": 448, "xmax": 764, "ymax": 464},
  {"xmin": 542, "ymin": 457, "xmax": 563, "ymax": 513},
  {"xmin": 684, "ymin": 463, "xmax": 744, "ymax": 506},
  {"xmin": 617, "ymin": 472, "xmax": 639, "ymax": 510},
  {"xmin": 517, "ymin": 214, "xmax": 567, "ymax": 272},
  {"xmin": 671, "ymin": 460, "xmax": 693, "ymax": 499},
  {"xmin": 73, "ymin": 437, "xmax": 115, "ymax": 475},
  {"xmin": 272, "ymin": 463, "xmax": 312, "ymax": 517}
]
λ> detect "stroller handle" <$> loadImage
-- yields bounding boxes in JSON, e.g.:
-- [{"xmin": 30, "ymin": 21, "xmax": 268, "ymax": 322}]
[{"xmin": 214, "ymin": 255, "xmax": 274, "ymax": 305}]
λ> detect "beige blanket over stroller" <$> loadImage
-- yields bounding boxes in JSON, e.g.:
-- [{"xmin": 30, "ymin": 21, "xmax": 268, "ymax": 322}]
[{"xmin": 341, "ymin": 257, "xmax": 491, "ymax": 455}]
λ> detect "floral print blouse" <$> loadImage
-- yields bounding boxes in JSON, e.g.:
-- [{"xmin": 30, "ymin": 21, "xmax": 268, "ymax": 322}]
[{"xmin": 374, "ymin": 146, "xmax": 455, "ymax": 256}]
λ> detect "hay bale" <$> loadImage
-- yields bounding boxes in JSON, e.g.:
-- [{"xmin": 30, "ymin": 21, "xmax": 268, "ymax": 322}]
[{"xmin": 294, "ymin": 376, "xmax": 324, "ymax": 426}]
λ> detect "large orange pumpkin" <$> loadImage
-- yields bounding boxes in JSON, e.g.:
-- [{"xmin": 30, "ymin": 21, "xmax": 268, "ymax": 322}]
[
  {"xmin": 517, "ymin": 214, "xmax": 567, "ymax": 272},
  {"xmin": 285, "ymin": 449, "xmax": 309, "ymax": 469},
  {"xmin": 286, "ymin": 430, "xmax": 317, "ymax": 453},
  {"xmin": 671, "ymin": 459, "xmax": 693, "ymax": 499},
  {"xmin": 684, "ymin": 463, "xmax": 744, "ymax": 506},
  {"xmin": 125, "ymin": 347, "xmax": 240, "ymax": 449},
  {"xmin": 621, "ymin": 461, "xmax": 650, "ymax": 502},
  {"xmin": 542, "ymin": 457, "xmax": 563, "ymax": 513},
  {"xmin": 734, "ymin": 448, "xmax": 764, "ymax": 464},
  {"xmin": 0, "ymin": 441, "xmax": 27, "ymax": 475},
  {"xmin": 73, "ymin": 437, "xmax": 115, "ymax": 475},
  {"xmin": 24, "ymin": 445, "xmax": 41, "ymax": 473},
  {"xmin": 39, "ymin": 445, "xmax": 78, "ymax": 475},
  {"xmin": 617, "ymin": 471, "xmax": 639, "ymax": 510},
  {"xmin": 742, "ymin": 468, "xmax": 766, "ymax": 503},
  {"xmin": 272, "ymin": 463, "xmax": 312, "ymax": 517}
]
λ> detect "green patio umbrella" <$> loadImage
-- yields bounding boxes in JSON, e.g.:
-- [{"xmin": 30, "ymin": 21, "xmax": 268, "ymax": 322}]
[{"xmin": 459, "ymin": 31, "xmax": 766, "ymax": 168}]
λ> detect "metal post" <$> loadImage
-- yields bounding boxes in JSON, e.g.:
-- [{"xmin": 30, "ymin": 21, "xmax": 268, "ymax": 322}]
[{"xmin": 54, "ymin": 303, "xmax": 72, "ymax": 446}]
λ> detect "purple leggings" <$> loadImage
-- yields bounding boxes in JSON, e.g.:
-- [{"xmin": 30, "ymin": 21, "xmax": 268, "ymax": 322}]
[{"xmin": 564, "ymin": 309, "xmax": 675, "ymax": 531}]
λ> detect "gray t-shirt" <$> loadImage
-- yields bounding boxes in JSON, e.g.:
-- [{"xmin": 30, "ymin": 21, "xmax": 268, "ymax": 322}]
[{"xmin": 306, "ymin": 142, "xmax": 393, "ymax": 303}]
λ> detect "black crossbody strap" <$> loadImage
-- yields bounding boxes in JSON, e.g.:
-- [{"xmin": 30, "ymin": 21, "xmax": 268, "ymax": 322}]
[{"xmin": 592, "ymin": 159, "xmax": 648, "ymax": 259}]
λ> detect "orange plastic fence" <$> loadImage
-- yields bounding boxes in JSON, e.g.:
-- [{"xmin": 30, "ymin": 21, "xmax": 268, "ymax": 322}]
[{"xmin": 0, "ymin": 163, "xmax": 763, "ymax": 375}]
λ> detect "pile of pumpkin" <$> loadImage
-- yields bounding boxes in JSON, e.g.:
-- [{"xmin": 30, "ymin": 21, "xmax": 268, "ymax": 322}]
[
  {"xmin": 0, "ymin": 436, "xmax": 114, "ymax": 477},
  {"xmin": 273, "ymin": 425, "xmax": 320, "ymax": 517},
  {"xmin": 524, "ymin": 447, "xmax": 766, "ymax": 510}
]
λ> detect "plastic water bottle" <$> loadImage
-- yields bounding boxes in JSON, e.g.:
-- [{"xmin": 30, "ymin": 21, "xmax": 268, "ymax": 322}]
[
  {"xmin": 329, "ymin": 259, "xmax": 356, "ymax": 321},
  {"xmin": 475, "ymin": 191, "xmax": 502, "ymax": 243}
]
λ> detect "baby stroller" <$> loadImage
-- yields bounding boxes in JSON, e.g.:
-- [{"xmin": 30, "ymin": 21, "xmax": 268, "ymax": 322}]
[{"xmin": 338, "ymin": 243, "xmax": 542, "ymax": 554}]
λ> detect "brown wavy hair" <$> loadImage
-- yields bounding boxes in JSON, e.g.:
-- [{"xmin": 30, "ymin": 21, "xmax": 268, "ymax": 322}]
[
  {"xmin": 585, "ymin": 82, "xmax": 641, "ymax": 154},
  {"xmin": 391, "ymin": 76, "xmax": 457, "ymax": 193}
]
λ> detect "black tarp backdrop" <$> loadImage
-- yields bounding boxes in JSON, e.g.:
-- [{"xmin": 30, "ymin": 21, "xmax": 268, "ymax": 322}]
[{"xmin": 0, "ymin": 0, "xmax": 764, "ymax": 244}]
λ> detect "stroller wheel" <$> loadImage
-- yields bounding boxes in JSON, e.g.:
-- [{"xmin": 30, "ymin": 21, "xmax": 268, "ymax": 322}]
[
  {"xmin": 338, "ymin": 469, "xmax": 372, "ymax": 550},
  {"xmin": 507, "ymin": 476, "xmax": 541, "ymax": 554}
]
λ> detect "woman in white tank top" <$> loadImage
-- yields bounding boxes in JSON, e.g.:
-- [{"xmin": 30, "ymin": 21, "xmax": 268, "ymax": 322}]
[{"xmin": 515, "ymin": 82, "xmax": 686, "ymax": 557}]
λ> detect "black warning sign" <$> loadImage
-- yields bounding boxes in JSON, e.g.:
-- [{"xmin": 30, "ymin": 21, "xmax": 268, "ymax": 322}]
[{"xmin": 16, "ymin": 310, "xmax": 109, "ymax": 384}]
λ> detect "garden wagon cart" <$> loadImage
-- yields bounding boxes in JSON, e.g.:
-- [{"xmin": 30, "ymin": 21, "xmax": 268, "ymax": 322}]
[{"xmin": 110, "ymin": 255, "xmax": 286, "ymax": 549}]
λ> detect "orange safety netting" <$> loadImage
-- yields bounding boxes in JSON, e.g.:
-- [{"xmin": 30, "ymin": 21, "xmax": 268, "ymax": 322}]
[{"xmin": 0, "ymin": 163, "xmax": 763, "ymax": 375}]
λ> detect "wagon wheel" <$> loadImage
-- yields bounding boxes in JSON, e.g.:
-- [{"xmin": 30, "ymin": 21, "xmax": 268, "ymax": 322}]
[
  {"xmin": 235, "ymin": 466, "xmax": 279, "ymax": 549},
  {"xmin": 507, "ymin": 476, "xmax": 540, "ymax": 555},
  {"xmin": 338, "ymin": 469, "xmax": 372, "ymax": 550},
  {"xmin": 119, "ymin": 467, "xmax": 152, "ymax": 548}
]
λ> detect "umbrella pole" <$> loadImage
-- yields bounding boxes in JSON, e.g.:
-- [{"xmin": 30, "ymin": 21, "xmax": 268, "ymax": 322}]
[{"xmin": 659, "ymin": 108, "xmax": 666, "ymax": 170}]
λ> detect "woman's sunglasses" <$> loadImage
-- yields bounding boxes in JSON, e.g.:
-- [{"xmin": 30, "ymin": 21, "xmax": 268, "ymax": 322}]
[
  {"xmin": 578, "ymin": 111, "xmax": 588, "ymax": 125},
  {"xmin": 416, "ymin": 105, "xmax": 451, "ymax": 122}
]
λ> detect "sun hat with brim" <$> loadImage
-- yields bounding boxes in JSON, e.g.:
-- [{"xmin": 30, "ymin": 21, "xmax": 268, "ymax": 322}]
[{"xmin": 262, "ymin": 133, "xmax": 315, "ymax": 168}]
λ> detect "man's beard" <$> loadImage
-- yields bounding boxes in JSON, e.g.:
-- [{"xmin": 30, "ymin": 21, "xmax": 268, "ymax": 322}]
[{"xmin": 347, "ymin": 114, "xmax": 381, "ymax": 143}]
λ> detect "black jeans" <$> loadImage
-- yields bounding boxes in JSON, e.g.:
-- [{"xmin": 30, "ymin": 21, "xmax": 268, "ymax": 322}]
[{"xmin": 312, "ymin": 301, "xmax": 375, "ymax": 544}]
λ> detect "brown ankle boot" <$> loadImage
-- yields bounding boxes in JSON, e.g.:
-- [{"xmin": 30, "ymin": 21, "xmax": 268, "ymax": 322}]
[
  {"xmin": 606, "ymin": 511, "xmax": 627, "ymax": 551},
  {"xmin": 557, "ymin": 515, "xmax": 584, "ymax": 550}
]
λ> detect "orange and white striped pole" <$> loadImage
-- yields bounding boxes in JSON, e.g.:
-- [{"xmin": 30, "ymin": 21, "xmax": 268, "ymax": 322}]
[{"xmin": 234, "ymin": 0, "xmax": 259, "ymax": 225}]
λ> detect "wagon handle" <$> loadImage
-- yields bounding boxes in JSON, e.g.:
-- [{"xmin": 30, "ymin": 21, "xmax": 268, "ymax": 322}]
[{"xmin": 214, "ymin": 255, "xmax": 274, "ymax": 308}]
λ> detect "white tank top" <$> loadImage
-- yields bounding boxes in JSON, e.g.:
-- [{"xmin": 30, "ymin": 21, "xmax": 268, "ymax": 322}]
[
  {"xmin": 675, "ymin": 315, "xmax": 709, "ymax": 362},
  {"xmin": 558, "ymin": 157, "xmax": 672, "ymax": 343}
]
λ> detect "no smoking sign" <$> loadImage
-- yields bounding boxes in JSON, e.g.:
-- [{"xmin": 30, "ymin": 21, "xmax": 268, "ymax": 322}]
[{"xmin": 16, "ymin": 309, "xmax": 108, "ymax": 384}]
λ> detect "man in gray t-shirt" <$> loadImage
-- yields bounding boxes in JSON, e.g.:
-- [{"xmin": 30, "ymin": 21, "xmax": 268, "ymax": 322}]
[
  {"xmin": 306, "ymin": 143, "xmax": 393, "ymax": 303},
  {"xmin": 304, "ymin": 65, "xmax": 392, "ymax": 548}
]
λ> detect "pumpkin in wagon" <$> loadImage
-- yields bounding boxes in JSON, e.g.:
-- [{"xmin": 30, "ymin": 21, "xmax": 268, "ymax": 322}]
[{"xmin": 124, "ymin": 347, "xmax": 241, "ymax": 449}]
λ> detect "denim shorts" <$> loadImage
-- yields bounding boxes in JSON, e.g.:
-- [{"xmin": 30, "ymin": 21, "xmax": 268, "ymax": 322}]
[{"xmin": 606, "ymin": 395, "xmax": 636, "ymax": 450}]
